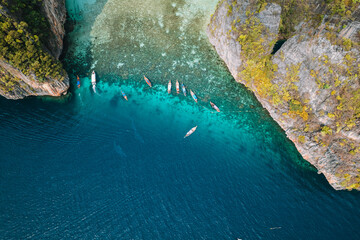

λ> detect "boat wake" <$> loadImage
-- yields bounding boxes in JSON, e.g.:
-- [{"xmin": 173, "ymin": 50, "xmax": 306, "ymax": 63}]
[{"xmin": 78, "ymin": 93, "xmax": 84, "ymax": 106}]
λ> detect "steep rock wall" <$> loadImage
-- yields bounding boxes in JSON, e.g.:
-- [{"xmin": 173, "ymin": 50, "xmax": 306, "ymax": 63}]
[
  {"xmin": 42, "ymin": 0, "xmax": 67, "ymax": 59},
  {"xmin": 207, "ymin": 0, "xmax": 360, "ymax": 190}
]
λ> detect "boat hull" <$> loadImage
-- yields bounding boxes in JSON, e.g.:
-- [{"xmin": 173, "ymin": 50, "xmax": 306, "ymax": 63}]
[
  {"xmin": 210, "ymin": 101, "xmax": 220, "ymax": 112},
  {"xmin": 91, "ymin": 72, "xmax": 96, "ymax": 86},
  {"xmin": 184, "ymin": 126, "xmax": 198, "ymax": 138},
  {"xmin": 190, "ymin": 90, "xmax": 198, "ymax": 103},
  {"xmin": 168, "ymin": 80, "xmax": 171, "ymax": 94},
  {"xmin": 176, "ymin": 80, "xmax": 179, "ymax": 94},
  {"xmin": 121, "ymin": 92, "xmax": 128, "ymax": 101},
  {"xmin": 144, "ymin": 76, "xmax": 152, "ymax": 87},
  {"xmin": 77, "ymin": 76, "xmax": 80, "ymax": 88},
  {"xmin": 181, "ymin": 84, "xmax": 186, "ymax": 96}
]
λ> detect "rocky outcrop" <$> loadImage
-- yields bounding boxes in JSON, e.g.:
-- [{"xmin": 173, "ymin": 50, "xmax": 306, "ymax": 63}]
[
  {"xmin": 0, "ymin": 0, "xmax": 69, "ymax": 99},
  {"xmin": 42, "ymin": 0, "xmax": 67, "ymax": 59},
  {"xmin": 208, "ymin": 0, "xmax": 360, "ymax": 190},
  {"xmin": 0, "ymin": 59, "xmax": 68, "ymax": 99},
  {"xmin": 208, "ymin": 0, "xmax": 281, "ymax": 82}
]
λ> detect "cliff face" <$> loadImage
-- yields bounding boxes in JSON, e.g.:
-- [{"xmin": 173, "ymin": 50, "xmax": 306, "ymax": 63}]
[
  {"xmin": 0, "ymin": 0, "xmax": 68, "ymax": 99},
  {"xmin": 208, "ymin": 0, "xmax": 281, "ymax": 79},
  {"xmin": 208, "ymin": 0, "xmax": 360, "ymax": 190},
  {"xmin": 0, "ymin": 58, "xmax": 68, "ymax": 99},
  {"xmin": 42, "ymin": 0, "xmax": 67, "ymax": 59}
]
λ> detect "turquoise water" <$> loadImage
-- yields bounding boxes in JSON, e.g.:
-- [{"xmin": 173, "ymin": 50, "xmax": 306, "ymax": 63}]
[{"xmin": 1, "ymin": 0, "xmax": 360, "ymax": 239}]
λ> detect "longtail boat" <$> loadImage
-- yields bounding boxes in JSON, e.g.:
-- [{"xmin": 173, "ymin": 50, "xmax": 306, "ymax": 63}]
[
  {"xmin": 77, "ymin": 75, "xmax": 80, "ymax": 88},
  {"xmin": 91, "ymin": 71, "xmax": 96, "ymax": 93},
  {"xmin": 121, "ymin": 89, "xmax": 128, "ymax": 101},
  {"xmin": 91, "ymin": 71, "xmax": 96, "ymax": 86},
  {"xmin": 184, "ymin": 126, "xmax": 198, "ymax": 138},
  {"xmin": 181, "ymin": 83, "xmax": 186, "ymax": 96},
  {"xmin": 144, "ymin": 75, "xmax": 152, "ymax": 87},
  {"xmin": 190, "ymin": 90, "xmax": 198, "ymax": 103},
  {"xmin": 176, "ymin": 80, "xmax": 179, "ymax": 94},
  {"xmin": 168, "ymin": 80, "xmax": 171, "ymax": 94},
  {"xmin": 210, "ymin": 101, "xmax": 220, "ymax": 112}
]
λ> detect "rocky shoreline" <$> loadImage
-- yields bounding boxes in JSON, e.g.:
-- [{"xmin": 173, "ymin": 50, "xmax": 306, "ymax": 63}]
[
  {"xmin": 0, "ymin": 0, "xmax": 69, "ymax": 99},
  {"xmin": 207, "ymin": 0, "xmax": 360, "ymax": 190}
]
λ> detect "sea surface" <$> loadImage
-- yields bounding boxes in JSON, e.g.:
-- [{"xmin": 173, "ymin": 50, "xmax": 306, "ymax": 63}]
[{"xmin": 1, "ymin": 0, "xmax": 360, "ymax": 239}]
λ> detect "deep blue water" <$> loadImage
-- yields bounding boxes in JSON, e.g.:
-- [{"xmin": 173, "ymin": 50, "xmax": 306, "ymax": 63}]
[{"xmin": 1, "ymin": 0, "xmax": 360, "ymax": 239}]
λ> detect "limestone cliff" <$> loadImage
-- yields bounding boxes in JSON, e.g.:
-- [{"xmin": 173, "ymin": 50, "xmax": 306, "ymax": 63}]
[
  {"xmin": 42, "ymin": 0, "xmax": 67, "ymax": 59},
  {"xmin": 208, "ymin": 0, "xmax": 360, "ymax": 190},
  {"xmin": 0, "ymin": 0, "xmax": 68, "ymax": 99}
]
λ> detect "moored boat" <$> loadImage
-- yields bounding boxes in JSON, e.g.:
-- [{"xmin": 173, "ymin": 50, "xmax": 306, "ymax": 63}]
[
  {"xmin": 91, "ymin": 71, "xmax": 96, "ymax": 93},
  {"xmin": 121, "ymin": 89, "xmax": 128, "ymax": 101},
  {"xmin": 144, "ymin": 75, "xmax": 152, "ymax": 87},
  {"xmin": 181, "ymin": 83, "xmax": 186, "ymax": 96},
  {"xmin": 77, "ymin": 75, "xmax": 80, "ymax": 88},
  {"xmin": 190, "ymin": 90, "xmax": 198, "ymax": 103},
  {"xmin": 91, "ymin": 71, "xmax": 96, "ymax": 86},
  {"xmin": 176, "ymin": 80, "xmax": 179, "ymax": 94},
  {"xmin": 210, "ymin": 101, "xmax": 220, "ymax": 112},
  {"xmin": 184, "ymin": 126, "xmax": 198, "ymax": 138},
  {"xmin": 168, "ymin": 80, "xmax": 171, "ymax": 94}
]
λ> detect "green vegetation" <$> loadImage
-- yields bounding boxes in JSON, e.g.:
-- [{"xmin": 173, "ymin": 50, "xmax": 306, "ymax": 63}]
[
  {"xmin": 0, "ymin": 15, "xmax": 65, "ymax": 82},
  {"xmin": 217, "ymin": 0, "xmax": 360, "ymax": 190},
  {"xmin": 254, "ymin": 0, "xmax": 322, "ymax": 39},
  {"xmin": 339, "ymin": 171, "xmax": 360, "ymax": 190},
  {"xmin": 0, "ymin": 67, "xmax": 18, "ymax": 93},
  {"xmin": 325, "ymin": 0, "xmax": 360, "ymax": 16},
  {"xmin": 255, "ymin": 0, "xmax": 360, "ymax": 39},
  {"xmin": 1, "ymin": 0, "xmax": 49, "ymax": 42},
  {"xmin": 298, "ymin": 135, "xmax": 306, "ymax": 143},
  {"xmin": 224, "ymin": 0, "xmax": 359, "ymax": 127},
  {"xmin": 289, "ymin": 99, "xmax": 309, "ymax": 121},
  {"xmin": 321, "ymin": 125, "xmax": 333, "ymax": 135},
  {"xmin": 314, "ymin": 51, "xmax": 360, "ymax": 133},
  {"xmin": 231, "ymin": 4, "xmax": 309, "ymax": 121},
  {"xmin": 236, "ymin": 14, "xmax": 277, "ymax": 99},
  {"xmin": 0, "ymin": 0, "xmax": 66, "ymax": 91}
]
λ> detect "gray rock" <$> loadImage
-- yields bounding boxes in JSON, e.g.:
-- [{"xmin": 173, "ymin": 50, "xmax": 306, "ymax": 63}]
[
  {"xmin": 207, "ymin": 0, "xmax": 281, "ymax": 81},
  {"xmin": 42, "ymin": 0, "xmax": 67, "ymax": 59},
  {"xmin": 207, "ymin": 0, "xmax": 360, "ymax": 190}
]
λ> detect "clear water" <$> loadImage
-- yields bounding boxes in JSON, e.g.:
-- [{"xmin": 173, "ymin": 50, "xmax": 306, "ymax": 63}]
[{"xmin": 1, "ymin": 0, "xmax": 360, "ymax": 239}]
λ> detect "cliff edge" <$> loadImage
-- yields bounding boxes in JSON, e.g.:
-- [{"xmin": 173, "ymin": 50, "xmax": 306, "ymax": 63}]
[
  {"xmin": 0, "ymin": 0, "xmax": 68, "ymax": 99},
  {"xmin": 207, "ymin": 0, "xmax": 360, "ymax": 190}
]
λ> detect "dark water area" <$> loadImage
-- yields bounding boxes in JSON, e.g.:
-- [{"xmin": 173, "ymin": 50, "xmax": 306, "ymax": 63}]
[{"xmin": 1, "ymin": 0, "xmax": 360, "ymax": 239}]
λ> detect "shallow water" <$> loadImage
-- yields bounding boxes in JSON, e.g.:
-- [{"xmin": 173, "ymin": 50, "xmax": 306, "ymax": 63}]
[{"xmin": 1, "ymin": 0, "xmax": 360, "ymax": 239}]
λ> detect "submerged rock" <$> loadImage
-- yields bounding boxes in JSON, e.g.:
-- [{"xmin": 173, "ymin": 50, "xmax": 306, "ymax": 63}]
[{"xmin": 207, "ymin": 0, "xmax": 360, "ymax": 190}]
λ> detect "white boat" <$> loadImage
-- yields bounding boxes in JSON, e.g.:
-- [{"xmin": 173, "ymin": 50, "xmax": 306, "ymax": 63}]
[
  {"xmin": 184, "ymin": 126, "xmax": 197, "ymax": 138},
  {"xmin": 176, "ymin": 80, "xmax": 179, "ymax": 94},
  {"xmin": 210, "ymin": 101, "xmax": 220, "ymax": 112},
  {"xmin": 91, "ymin": 71, "xmax": 96, "ymax": 85},
  {"xmin": 168, "ymin": 80, "xmax": 171, "ymax": 94},
  {"xmin": 91, "ymin": 71, "xmax": 96, "ymax": 92}
]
